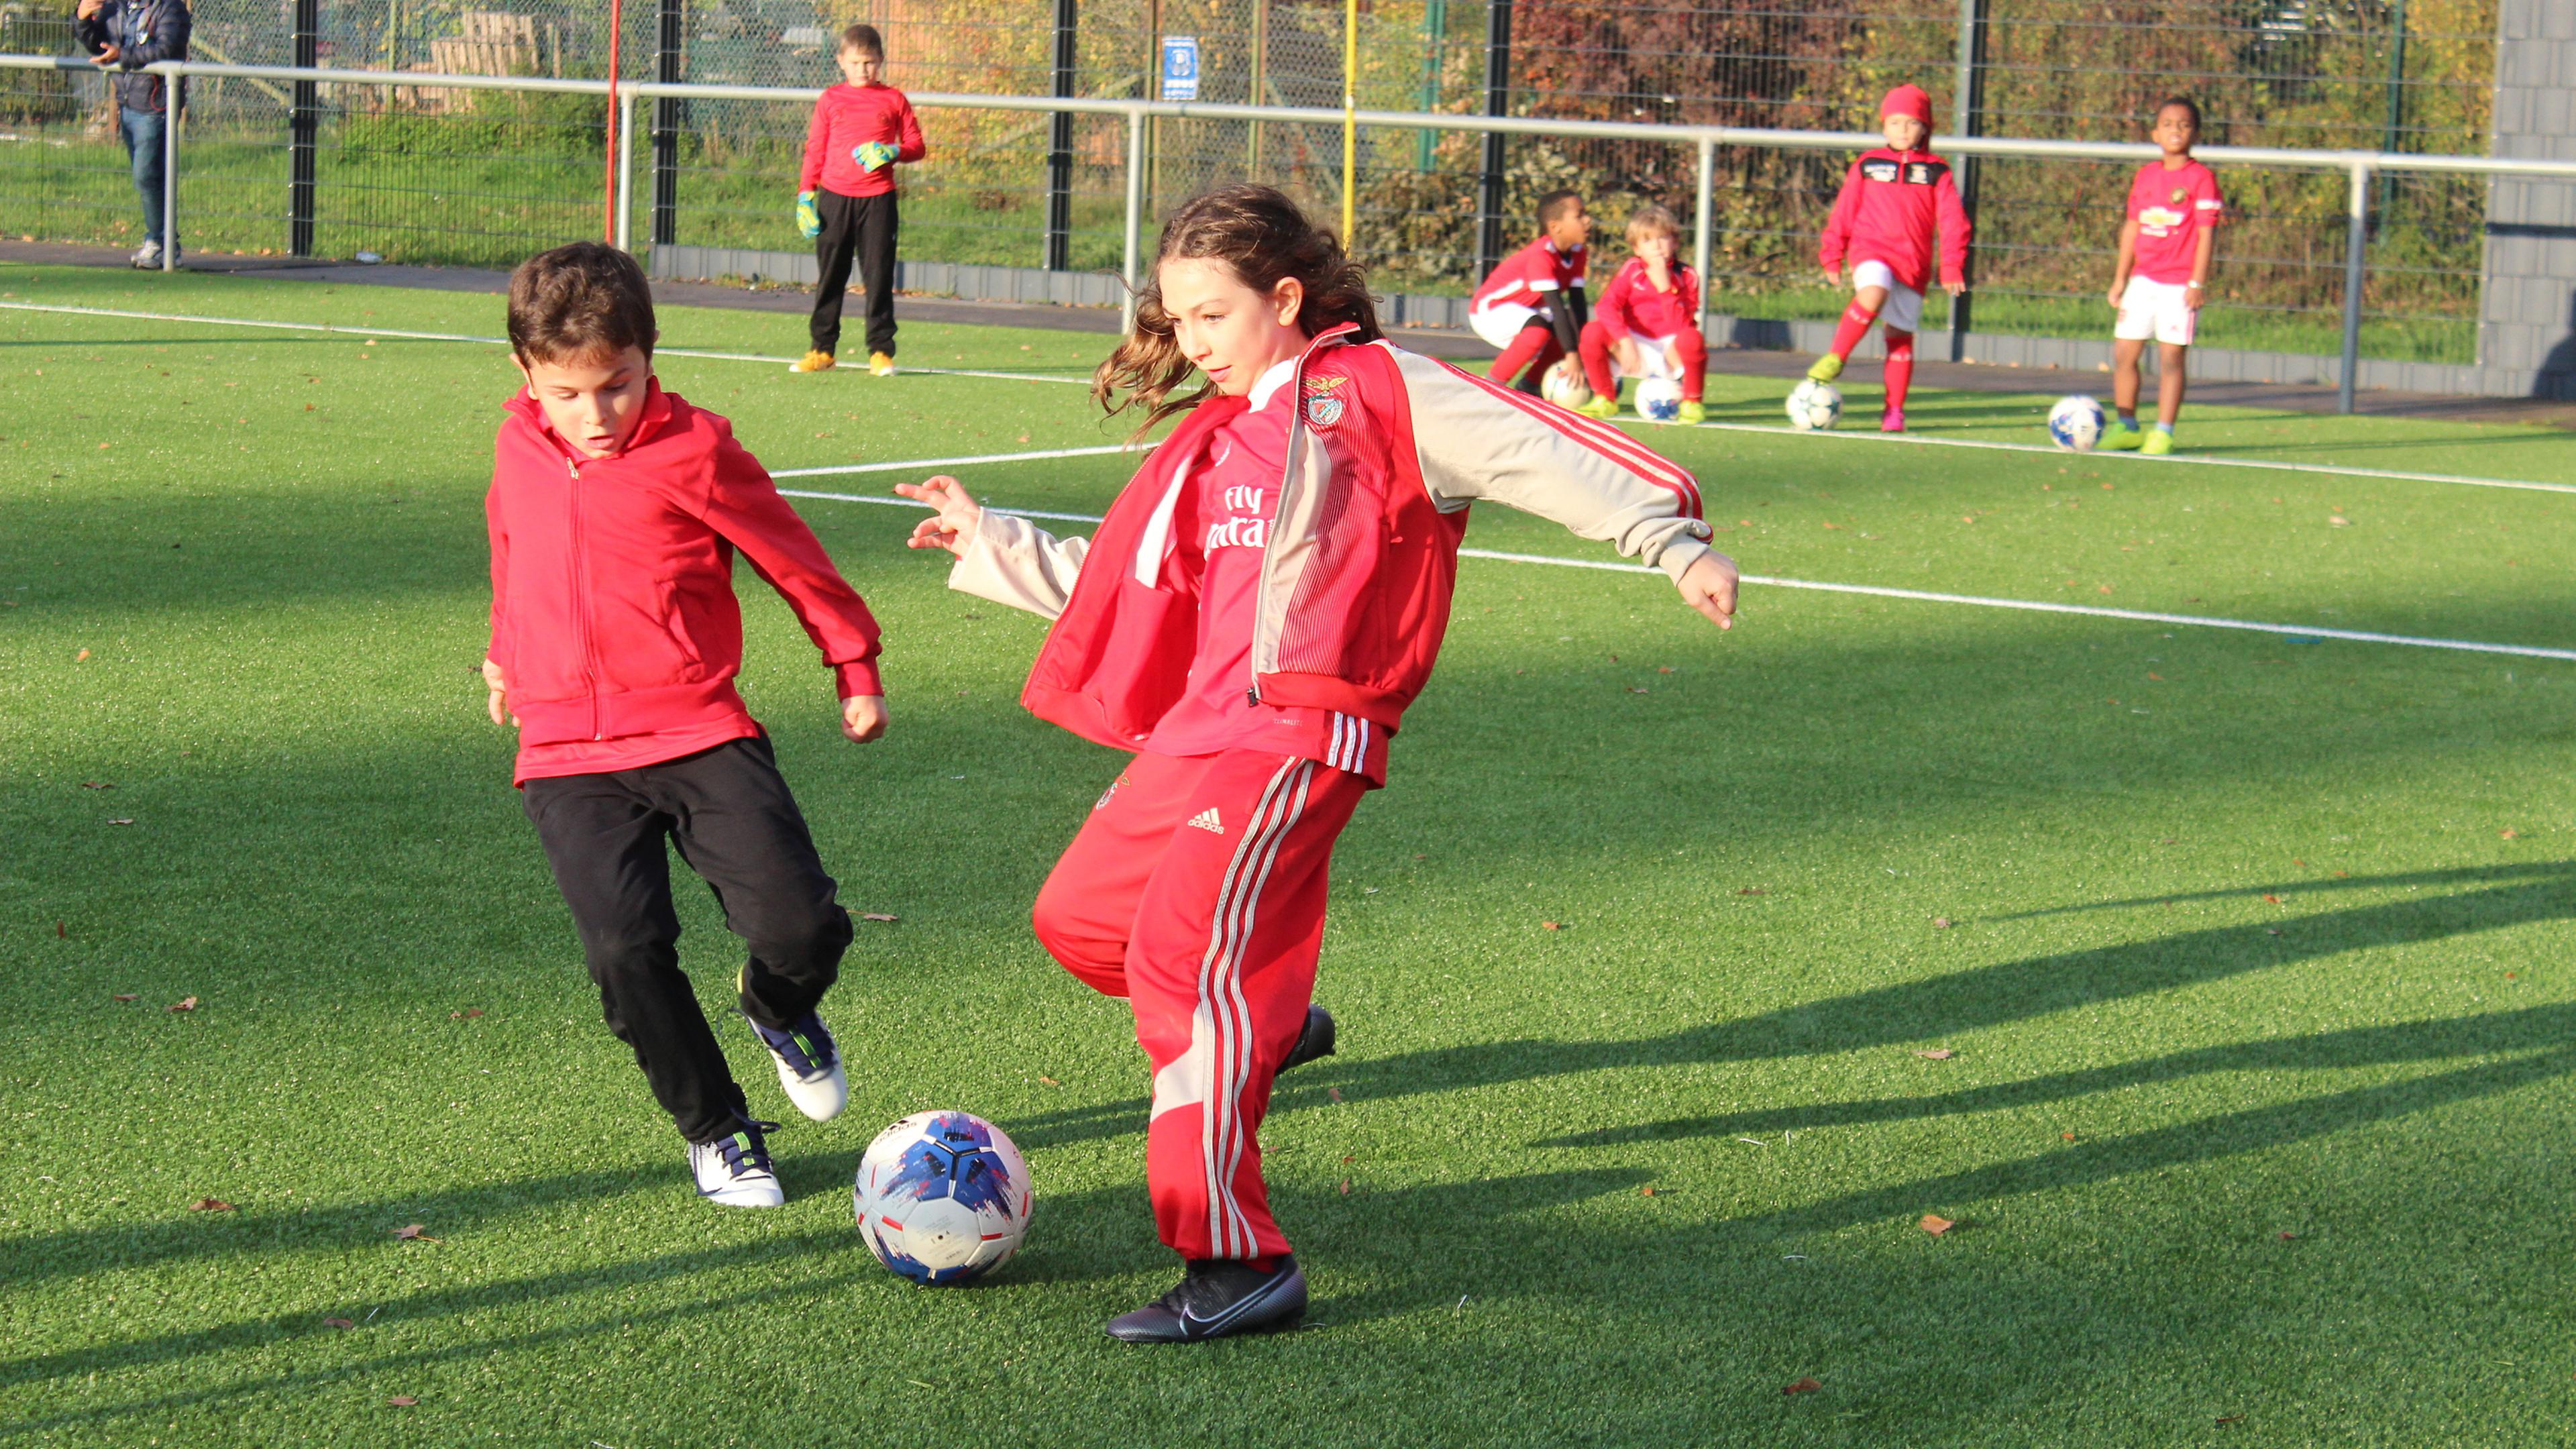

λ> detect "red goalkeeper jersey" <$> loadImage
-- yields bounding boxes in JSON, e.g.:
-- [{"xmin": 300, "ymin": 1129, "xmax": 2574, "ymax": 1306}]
[{"xmin": 1817, "ymin": 146, "xmax": 1972, "ymax": 294}]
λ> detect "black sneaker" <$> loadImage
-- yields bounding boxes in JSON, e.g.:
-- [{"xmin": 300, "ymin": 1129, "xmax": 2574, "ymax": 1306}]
[
  {"xmin": 1281, "ymin": 1005, "xmax": 1336, "ymax": 1073},
  {"xmin": 1106, "ymin": 1255, "xmax": 1307, "ymax": 1343}
]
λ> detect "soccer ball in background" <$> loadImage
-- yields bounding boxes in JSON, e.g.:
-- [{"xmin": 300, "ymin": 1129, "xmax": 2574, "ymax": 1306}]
[
  {"xmin": 853, "ymin": 1110, "xmax": 1033, "ymax": 1285},
  {"xmin": 1634, "ymin": 376, "xmax": 1684, "ymax": 422},
  {"xmin": 1540, "ymin": 356, "xmax": 1593, "ymax": 409},
  {"xmin": 2047, "ymin": 394, "xmax": 2108, "ymax": 451},
  {"xmin": 1785, "ymin": 378, "xmax": 1843, "ymax": 431}
]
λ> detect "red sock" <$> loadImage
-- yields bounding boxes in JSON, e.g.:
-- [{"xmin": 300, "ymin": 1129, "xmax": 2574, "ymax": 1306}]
[
  {"xmin": 1672, "ymin": 326, "xmax": 1708, "ymax": 402},
  {"xmin": 1577, "ymin": 319, "xmax": 1619, "ymax": 399},
  {"xmin": 1490, "ymin": 325, "xmax": 1554, "ymax": 387},
  {"xmin": 1827, "ymin": 300, "xmax": 1876, "ymax": 362},
  {"xmin": 1882, "ymin": 328, "xmax": 1915, "ymax": 413}
]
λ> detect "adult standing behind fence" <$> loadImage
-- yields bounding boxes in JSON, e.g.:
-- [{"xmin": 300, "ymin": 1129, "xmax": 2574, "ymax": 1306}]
[{"xmin": 73, "ymin": 0, "xmax": 190, "ymax": 269}]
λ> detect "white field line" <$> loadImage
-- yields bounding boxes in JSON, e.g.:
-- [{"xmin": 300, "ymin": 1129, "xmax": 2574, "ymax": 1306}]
[
  {"xmin": 791, "ymin": 486, "xmax": 2576, "ymax": 663},
  {"xmin": 4, "ymin": 299, "xmax": 2564, "ymax": 489},
  {"xmin": 772, "ymin": 443, "xmax": 1146, "ymax": 478},
  {"xmin": 0, "ymin": 299, "xmax": 1091, "ymax": 385}
]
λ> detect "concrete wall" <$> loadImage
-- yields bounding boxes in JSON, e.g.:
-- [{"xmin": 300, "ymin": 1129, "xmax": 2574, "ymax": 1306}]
[{"xmin": 2477, "ymin": 0, "xmax": 2576, "ymax": 399}]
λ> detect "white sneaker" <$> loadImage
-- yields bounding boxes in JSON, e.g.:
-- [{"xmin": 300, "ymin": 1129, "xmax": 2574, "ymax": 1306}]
[
  {"xmin": 130, "ymin": 240, "xmax": 160, "ymax": 269},
  {"xmin": 689, "ymin": 1116, "xmax": 786, "ymax": 1208},
  {"xmin": 748, "ymin": 1010, "xmax": 848, "ymax": 1122}
]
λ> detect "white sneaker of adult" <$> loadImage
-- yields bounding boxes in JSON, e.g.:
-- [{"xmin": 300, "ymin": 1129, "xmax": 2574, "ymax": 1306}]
[
  {"xmin": 748, "ymin": 1011, "xmax": 848, "ymax": 1123},
  {"xmin": 688, "ymin": 1119, "xmax": 786, "ymax": 1208},
  {"xmin": 131, "ymin": 240, "xmax": 160, "ymax": 269}
]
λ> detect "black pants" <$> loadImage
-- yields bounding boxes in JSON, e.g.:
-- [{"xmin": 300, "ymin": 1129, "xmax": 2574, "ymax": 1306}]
[
  {"xmin": 810, "ymin": 188, "xmax": 898, "ymax": 358},
  {"xmin": 521, "ymin": 735, "xmax": 853, "ymax": 1144}
]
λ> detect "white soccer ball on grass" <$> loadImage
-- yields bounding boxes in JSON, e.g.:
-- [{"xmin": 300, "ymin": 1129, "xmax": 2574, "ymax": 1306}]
[
  {"xmin": 853, "ymin": 1110, "xmax": 1032, "ymax": 1285},
  {"xmin": 1785, "ymin": 378, "xmax": 1843, "ymax": 431},
  {"xmin": 1540, "ymin": 356, "xmax": 1593, "ymax": 409},
  {"xmin": 2047, "ymin": 394, "xmax": 2108, "ymax": 451},
  {"xmin": 1635, "ymin": 376, "xmax": 1684, "ymax": 422}
]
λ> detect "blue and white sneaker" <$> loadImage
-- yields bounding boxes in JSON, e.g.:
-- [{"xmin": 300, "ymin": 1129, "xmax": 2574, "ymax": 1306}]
[
  {"xmin": 689, "ymin": 1115, "xmax": 785, "ymax": 1208},
  {"xmin": 748, "ymin": 1010, "xmax": 848, "ymax": 1122}
]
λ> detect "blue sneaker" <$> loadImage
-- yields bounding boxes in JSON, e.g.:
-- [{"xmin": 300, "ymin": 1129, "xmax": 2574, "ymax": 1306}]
[
  {"xmin": 689, "ymin": 1114, "xmax": 785, "ymax": 1208},
  {"xmin": 749, "ymin": 1010, "xmax": 848, "ymax": 1122}
]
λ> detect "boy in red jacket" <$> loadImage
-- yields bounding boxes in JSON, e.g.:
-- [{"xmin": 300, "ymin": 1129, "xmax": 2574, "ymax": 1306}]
[
  {"xmin": 2102, "ymin": 97, "xmax": 2222, "ymax": 455},
  {"xmin": 1809, "ymin": 83, "xmax": 1971, "ymax": 433},
  {"xmin": 791, "ymin": 23, "xmax": 926, "ymax": 377},
  {"xmin": 1576, "ymin": 204, "xmax": 1708, "ymax": 422},
  {"xmin": 1470, "ymin": 189, "xmax": 1591, "ymax": 394},
  {"xmin": 482, "ymin": 242, "xmax": 890, "ymax": 1208}
]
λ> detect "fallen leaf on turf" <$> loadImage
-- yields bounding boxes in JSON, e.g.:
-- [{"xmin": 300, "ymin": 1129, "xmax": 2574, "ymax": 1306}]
[
  {"xmin": 1640, "ymin": 1185, "xmax": 1656, "ymax": 1197},
  {"xmin": 75, "ymin": 648, "xmax": 91, "ymax": 661},
  {"xmin": 1783, "ymin": 1377, "xmax": 1822, "ymax": 1395},
  {"xmin": 2328, "ymin": 515, "xmax": 2349, "ymax": 527},
  {"xmin": 1037, "ymin": 1075, "xmax": 1061, "ymax": 1087},
  {"xmin": 2267, "ymin": 928, "xmax": 2283, "ymax": 936},
  {"xmin": 1626, "ymin": 686, "xmax": 1649, "ymax": 694},
  {"xmin": 1917, "ymin": 1049, "xmax": 1955, "ymax": 1060},
  {"xmin": 2278, "ymin": 1231, "xmax": 2296, "ymax": 1240},
  {"xmin": 2216, "ymin": 1415, "xmax": 2242, "ymax": 1425},
  {"xmin": 2062, "ymin": 1131, "xmax": 2077, "ymax": 1140},
  {"xmin": 189, "ymin": 1197, "xmax": 233, "ymax": 1212},
  {"xmin": 2502, "ymin": 828, "xmax": 2520, "ymax": 840},
  {"xmin": 168, "ymin": 996, "xmax": 197, "ymax": 1012},
  {"xmin": 78, "ymin": 781, "xmax": 111, "ymax": 790},
  {"xmin": 113, "ymin": 993, "xmax": 136, "ymax": 1002},
  {"xmin": 447, "ymin": 1008, "xmax": 484, "ymax": 1019},
  {"xmin": 859, "ymin": 912, "xmax": 898, "ymax": 922},
  {"xmin": 1540, "ymin": 920, "xmax": 1562, "ymax": 930},
  {"xmin": 386, "ymin": 1397, "xmax": 416, "ymax": 1407},
  {"xmin": 1932, "ymin": 917, "xmax": 1952, "ymax": 928},
  {"xmin": 1342, "ymin": 1155, "xmax": 1354, "ymax": 1164},
  {"xmin": 107, "ymin": 818, "xmax": 134, "ymax": 826},
  {"xmin": 323, "ymin": 1318, "xmax": 356, "ymax": 1329},
  {"xmin": 1327, "ymin": 1087, "xmax": 1343, "ymax": 1102},
  {"xmin": 2147, "ymin": 673, "xmax": 2164, "ymax": 682},
  {"xmin": 1340, "ymin": 1178, "xmax": 1350, "ymax": 1195},
  {"xmin": 1735, "ymin": 886, "xmax": 1766, "ymax": 896},
  {"xmin": 2261, "ymin": 894, "xmax": 2281, "ymax": 904},
  {"xmin": 392, "ymin": 1224, "xmax": 440, "ymax": 1242},
  {"xmin": 2506, "ymin": 971, "xmax": 2518, "ymax": 980},
  {"xmin": 1919, "ymin": 1213, "xmax": 1954, "ymax": 1236},
  {"xmin": 1658, "ymin": 665, "xmax": 1674, "ymax": 674}
]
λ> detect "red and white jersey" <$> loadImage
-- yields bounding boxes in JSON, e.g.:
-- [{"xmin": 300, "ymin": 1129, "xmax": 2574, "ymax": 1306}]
[
  {"xmin": 2126, "ymin": 158, "xmax": 2223, "ymax": 285},
  {"xmin": 1593, "ymin": 258, "xmax": 1701, "ymax": 341},
  {"xmin": 1817, "ymin": 146, "xmax": 1972, "ymax": 294},
  {"xmin": 1144, "ymin": 360, "xmax": 1389, "ymax": 782},
  {"xmin": 1471, "ymin": 236, "xmax": 1587, "ymax": 315}
]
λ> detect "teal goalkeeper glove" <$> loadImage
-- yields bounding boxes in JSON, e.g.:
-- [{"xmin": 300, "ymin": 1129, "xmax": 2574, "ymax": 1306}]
[
  {"xmin": 795, "ymin": 190, "xmax": 821, "ymax": 239},
  {"xmin": 853, "ymin": 140, "xmax": 899, "ymax": 173}
]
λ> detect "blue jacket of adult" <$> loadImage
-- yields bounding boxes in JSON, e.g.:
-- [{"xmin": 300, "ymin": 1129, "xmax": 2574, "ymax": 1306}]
[{"xmin": 73, "ymin": 0, "xmax": 191, "ymax": 115}]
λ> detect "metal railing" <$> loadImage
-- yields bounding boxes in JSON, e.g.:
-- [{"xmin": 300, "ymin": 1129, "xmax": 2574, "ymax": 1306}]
[{"xmin": 7, "ymin": 52, "xmax": 2573, "ymax": 412}]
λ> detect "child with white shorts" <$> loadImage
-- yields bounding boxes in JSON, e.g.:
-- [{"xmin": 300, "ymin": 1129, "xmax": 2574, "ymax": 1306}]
[{"xmin": 2104, "ymin": 97, "xmax": 2222, "ymax": 455}]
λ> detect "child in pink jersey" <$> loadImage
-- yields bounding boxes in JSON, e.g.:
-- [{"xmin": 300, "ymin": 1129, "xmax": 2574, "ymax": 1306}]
[{"xmin": 2102, "ymin": 97, "xmax": 2224, "ymax": 455}]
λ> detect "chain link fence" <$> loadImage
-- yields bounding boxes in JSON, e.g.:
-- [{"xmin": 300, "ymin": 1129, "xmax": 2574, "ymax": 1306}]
[{"xmin": 0, "ymin": 0, "xmax": 2501, "ymax": 367}]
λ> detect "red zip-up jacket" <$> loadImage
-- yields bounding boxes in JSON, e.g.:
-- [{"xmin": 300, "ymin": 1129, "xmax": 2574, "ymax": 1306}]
[
  {"xmin": 1594, "ymin": 257, "xmax": 1701, "ymax": 341},
  {"xmin": 946, "ymin": 327, "xmax": 1711, "ymax": 748},
  {"xmin": 485, "ymin": 381, "xmax": 883, "ymax": 782},
  {"xmin": 799, "ymin": 83, "xmax": 927, "ymax": 198},
  {"xmin": 1817, "ymin": 146, "xmax": 1972, "ymax": 294}
]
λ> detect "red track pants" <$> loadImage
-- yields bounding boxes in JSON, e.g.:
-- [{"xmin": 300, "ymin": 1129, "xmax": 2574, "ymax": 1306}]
[{"xmin": 1032, "ymin": 749, "xmax": 1367, "ymax": 1261}]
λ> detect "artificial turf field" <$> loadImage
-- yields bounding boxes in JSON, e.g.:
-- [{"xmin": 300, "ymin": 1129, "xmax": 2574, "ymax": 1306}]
[{"xmin": 6, "ymin": 261, "xmax": 2576, "ymax": 1447}]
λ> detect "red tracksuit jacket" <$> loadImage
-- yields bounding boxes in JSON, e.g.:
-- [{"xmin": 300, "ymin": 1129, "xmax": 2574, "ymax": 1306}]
[
  {"xmin": 799, "ymin": 83, "xmax": 927, "ymax": 198},
  {"xmin": 1594, "ymin": 258, "xmax": 1701, "ymax": 340},
  {"xmin": 484, "ymin": 382, "xmax": 883, "ymax": 778},
  {"xmin": 1817, "ymin": 146, "xmax": 1972, "ymax": 294},
  {"xmin": 946, "ymin": 326, "xmax": 1712, "ymax": 747}
]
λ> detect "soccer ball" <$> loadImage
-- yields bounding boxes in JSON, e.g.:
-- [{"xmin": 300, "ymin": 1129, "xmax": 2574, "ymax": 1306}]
[
  {"xmin": 1635, "ymin": 376, "xmax": 1684, "ymax": 423},
  {"xmin": 1540, "ymin": 356, "xmax": 1593, "ymax": 409},
  {"xmin": 853, "ymin": 1110, "xmax": 1032, "ymax": 1285},
  {"xmin": 2047, "ymin": 394, "xmax": 2107, "ymax": 451},
  {"xmin": 1785, "ymin": 378, "xmax": 1843, "ymax": 431}
]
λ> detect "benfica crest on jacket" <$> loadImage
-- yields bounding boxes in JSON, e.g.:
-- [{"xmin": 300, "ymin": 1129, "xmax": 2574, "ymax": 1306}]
[{"xmin": 1301, "ymin": 374, "xmax": 1348, "ymax": 430}]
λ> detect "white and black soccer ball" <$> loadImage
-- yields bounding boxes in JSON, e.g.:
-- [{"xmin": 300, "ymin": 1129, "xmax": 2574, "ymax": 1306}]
[
  {"xmin": 2047, "ymin": 394, "xmax": 2107, "ymax": 451},
  {"xmin": 1540, "ymin": 356, "xmax": 1593, "ymax": 409},
  {"xmin": 1635, "ymin": 376, "xmax": 1684, "ymax": 423},
  {"xmin": 1785, "ymin": 378, "xmax": 1843, "ymax": 431},
  {"xmin": 853, "ymin": 1110, "xmax": 1032, "ymax": 1285}
]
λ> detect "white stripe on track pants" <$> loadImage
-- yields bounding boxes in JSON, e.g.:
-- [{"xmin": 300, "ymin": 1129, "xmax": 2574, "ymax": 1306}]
[{"xmin": 1032, "ymin": 748, "xmax": 1368, "ymax": 1262}]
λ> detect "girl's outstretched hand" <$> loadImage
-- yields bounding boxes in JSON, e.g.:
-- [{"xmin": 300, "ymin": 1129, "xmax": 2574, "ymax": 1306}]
[
  {"xmin": 894, "ymin": 474, "xmax": 983, "ymax": 558},
  {"xmin": 1679, "ymin": 551, "xmax": 1739, "ymax": 631}
]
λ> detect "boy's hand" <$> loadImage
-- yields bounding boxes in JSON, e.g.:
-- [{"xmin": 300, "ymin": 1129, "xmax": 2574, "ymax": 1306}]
[
  {"xmin": 481, "ymin": 658, "xmax": 516, "ymax": 726},
  {"xmin": 1678, "ymin": 551, "xmax": 1739, "ymax": 631},
  {"xmin": 1941, "ymin": 279, "xmax": 1967, "ymax": 298},
  {"xmin": 2184, "ymin": 282, "xmax": 2206, "ymax": 312},
  {"xmin": 795, "ymin": 190, "xmax": 821, "ymax": 239},
  {"xmin": 2107, "ymin": 282, "xmax": 2125, "ymax": 309},
  {"xmin": 1614, "ymin": 337, "xmax": 1642, "ymax": 377},
  {"xmin": 854, "ymin": 141, "xmax": 898, "ymax": 172},
  {"xmin": 841, "ymin": 693, "xmax": 888, "ymax": 743},
  {"xmin": 894, "ymin": 474, "xmax": 983, "ymax": 557},
  {"xmin": 1821, "ymin": 264, "xmax": 1841, "ymax": 288}
]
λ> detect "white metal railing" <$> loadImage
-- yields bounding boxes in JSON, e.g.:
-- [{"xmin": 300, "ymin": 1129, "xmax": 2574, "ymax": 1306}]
[{"xmin": 9, "ymin": 52, "xmax": 2575, "ymax": 409}]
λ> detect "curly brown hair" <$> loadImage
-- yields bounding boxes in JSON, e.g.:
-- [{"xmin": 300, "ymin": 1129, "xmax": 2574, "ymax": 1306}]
[{"xmin": 1092, "ymin": 184, "xmax": 1382, "ymax": 433}]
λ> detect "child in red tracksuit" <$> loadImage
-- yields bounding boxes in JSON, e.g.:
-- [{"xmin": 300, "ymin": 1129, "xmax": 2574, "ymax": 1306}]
[
  {"xmin": 895, "ymin": 184, "xmax": 1740, "ymax": 1344},
  {"xmin": 791, "ymin": 23, "xmax": 926, "ymax": 377},
  {"xmin": 1809, "ymin": 83, "xmax": 1972, "ymax": 433},
  {"xmin": 1470, "ymin": 189, "xmax": 1591, "ymax": 395},
  {"xmin": 482, "ymin": 243, "xmax": 889, "ymax": 1210},
  {"xmin": 1577, "ymin": 204, "xmax": 1709, "ymax": 422}
]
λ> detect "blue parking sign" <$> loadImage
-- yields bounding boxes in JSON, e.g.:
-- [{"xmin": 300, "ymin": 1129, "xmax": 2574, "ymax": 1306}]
[{"xmin": 1161, "ymin": 36, "xmax": 1199, "ymax": 101}]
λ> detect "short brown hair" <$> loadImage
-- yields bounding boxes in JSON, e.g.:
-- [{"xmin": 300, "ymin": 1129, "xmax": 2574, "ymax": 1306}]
[
  {"xmin": 839, "ymin": 23, "xmax": 883, "ymax": 56},
  {"xmin": 1624, "ymin": 203, "xmax": 1680, "ymax": 250},
  {"xmin": 506, "ymin": 241, "xmax": 655, "ymax": 365}
]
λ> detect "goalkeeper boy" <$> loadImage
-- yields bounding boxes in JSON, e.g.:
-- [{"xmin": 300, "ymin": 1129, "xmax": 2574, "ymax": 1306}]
[
  {"xmin": 792, "ymin": 23, "xmax": 926, "ymax": 376},
  {"xmin": 1807, "ymin": 83, "xmax": 1970, "ymax": 433}
]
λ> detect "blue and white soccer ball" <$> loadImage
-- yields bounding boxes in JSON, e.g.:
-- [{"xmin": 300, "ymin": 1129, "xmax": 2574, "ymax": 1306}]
[
  {"xmin": 2047, "ymin": 394, "xmax": 2107, "ymax": 451},
  {"xmin": 1785, "ymin": 378, "xmax": 1843, "ymax": 431},
  {"xmin": 853, "ymin": 1110, "xmax": 1033, "ymax": 1285},
  {"xmin": 1635, "ymin": 376, "xmax": 1684, "ymax": 423}
]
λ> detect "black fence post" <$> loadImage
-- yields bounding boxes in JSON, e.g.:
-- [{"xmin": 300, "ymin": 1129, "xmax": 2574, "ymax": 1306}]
[
  {"xmin": 1946, "ymin": 0, "xmax": 1988, "ymax": 358},
  {"xmin": 1475, "ymin": 0, "xmax": 1511, "ymax": 278},
  {"xmin": 651, "ymin": 0, "xmax": 681, "ymax": 248},
  {"xmin": 1044, "ymin": 0, "xmax": 1077, "ymax": 270},
  {"xmin": 289, "ymin": 0, "xmax": 317, "ymax": 257}
]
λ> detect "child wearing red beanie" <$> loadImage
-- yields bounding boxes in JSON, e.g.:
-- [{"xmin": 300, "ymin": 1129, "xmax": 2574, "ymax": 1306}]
[{"xmin": 1808, "ymin": 83, "xmax": 1972, "ymax": 433}]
